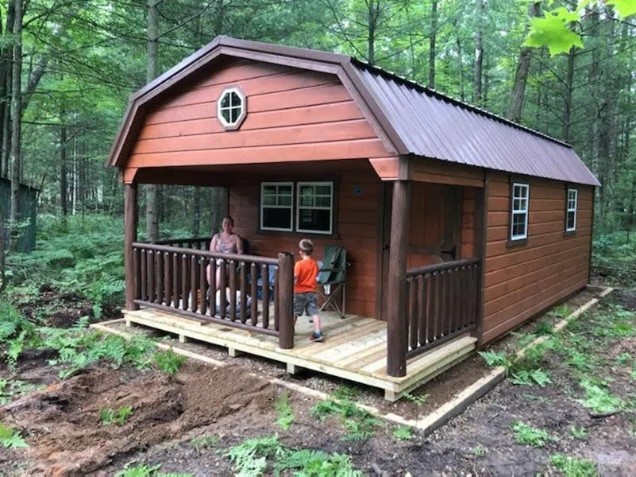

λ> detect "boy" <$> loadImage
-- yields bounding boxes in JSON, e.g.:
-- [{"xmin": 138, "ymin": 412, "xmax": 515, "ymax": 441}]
[{"xmin": 294, "ymin": 239, "xmax": 324, "ymax": 342}]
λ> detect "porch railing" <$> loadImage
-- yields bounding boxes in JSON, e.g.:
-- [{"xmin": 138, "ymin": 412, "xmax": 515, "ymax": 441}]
[
  {"xmin": 405, "ymin": 258, "xmax": 480, "ymax": 359},
  {"xmin": 131, "ymin": 242, "xmax": 295, "ymax": 348}
]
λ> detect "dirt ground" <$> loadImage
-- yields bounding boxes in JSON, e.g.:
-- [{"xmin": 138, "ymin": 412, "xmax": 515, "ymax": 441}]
[{"xmin": 1, "ymin": 287, "xmax": 634, "ymax": 476}]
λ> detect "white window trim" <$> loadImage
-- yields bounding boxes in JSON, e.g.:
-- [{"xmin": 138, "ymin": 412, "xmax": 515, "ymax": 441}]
[
  {"xmin": 510, "ymin": 182, "xmax": 530, "ymax": 241},
  {"xmin": 217, "ymin": 86, "xmax": 247, "ymax": 130},
  {"xmin": 566, "ymin": 188, "xmax": 578, "ymax": 232},
  {"xmin": 260, "ymin": 182, "xmax": 294, "ymax": 232},
  {"xmin": 296, "ymin": 181, "xmax": 334, "ymax": 235}
]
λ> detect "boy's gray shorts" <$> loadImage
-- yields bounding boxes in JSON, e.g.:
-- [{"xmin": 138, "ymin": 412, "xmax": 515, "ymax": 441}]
[{"xmin": 294, "ymin": 292, "xmax": 319, "ymax": 316}]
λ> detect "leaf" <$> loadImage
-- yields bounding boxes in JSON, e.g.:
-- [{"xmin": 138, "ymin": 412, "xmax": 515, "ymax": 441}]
[
  {"xmin": 606, "ymin": 0, "xmax": 636, "ymax": 18},
  {"xmin": 524, "ymin": 8, "xmax": 584, "ymax": 56}
]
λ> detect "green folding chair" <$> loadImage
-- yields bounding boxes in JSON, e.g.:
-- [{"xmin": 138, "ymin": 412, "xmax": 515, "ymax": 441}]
[{"xmin": 317, "ymin": 246, "xmax": 348, "ymax": 318}]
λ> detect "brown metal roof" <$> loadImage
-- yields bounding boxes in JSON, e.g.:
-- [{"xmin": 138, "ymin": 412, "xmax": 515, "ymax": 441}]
[
  {"xmin": 351, "ymin": 61, "xmax": 599, "ymax": 186},
  {"xmin": 109, "ymin": 36, "xmax": 599, "ymax": 187}
]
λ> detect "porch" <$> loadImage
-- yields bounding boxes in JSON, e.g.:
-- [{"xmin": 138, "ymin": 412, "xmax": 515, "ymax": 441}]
[
  {"xmin": 123, "ymin": 306, "xmax": 477, "ymax": 402},
  {"xmin": 127, "ymin": 238, "xmax": 481, "ymax": 400}
]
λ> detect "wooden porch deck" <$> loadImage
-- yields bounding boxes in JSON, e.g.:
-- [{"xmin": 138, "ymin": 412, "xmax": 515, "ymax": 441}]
[{"xmin": 123, "ymin": 308, "xmax": 477, "ymax": 401}]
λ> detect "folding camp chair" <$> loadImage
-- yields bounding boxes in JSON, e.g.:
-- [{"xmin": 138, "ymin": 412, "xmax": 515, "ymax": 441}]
[{"xmin": 317, "ymin": 246, "xmax": 348, "ymax": 318}]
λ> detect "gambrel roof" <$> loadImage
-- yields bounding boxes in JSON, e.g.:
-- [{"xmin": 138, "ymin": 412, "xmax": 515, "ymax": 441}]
[{"xmin": 109, "ymin": 36, "xmax": 600, "ymax": 187}]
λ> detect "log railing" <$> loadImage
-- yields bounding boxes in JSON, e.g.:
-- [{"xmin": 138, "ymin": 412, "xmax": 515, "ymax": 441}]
[
  {"xmin": 405, "ymin": 258, "xmax": 480, "ymax": 359},
  {"xmin": 152, "ymin": 237, "xmax": 210, "ymax": 250},
  {"xmin": 131, "ymin": 242, "xmax": 295, "ymax": 349}
]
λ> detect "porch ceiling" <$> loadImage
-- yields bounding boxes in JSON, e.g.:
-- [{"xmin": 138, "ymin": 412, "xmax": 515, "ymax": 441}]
[{"xmin": 127, "ymin": 159, "xmax": 380, "ymax": 186}]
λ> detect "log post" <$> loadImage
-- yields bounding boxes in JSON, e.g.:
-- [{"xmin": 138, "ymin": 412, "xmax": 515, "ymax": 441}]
[
  {"xmin": 124, "ymin": 183, "xmax": 139, "ymax": 310},
  {"xmin": 277, "ymin": 252, "xmax": 295, "ymax": 350},
  {"xmin": 387, "ymin": 180, "xmax": 410, "ymax": 377}
]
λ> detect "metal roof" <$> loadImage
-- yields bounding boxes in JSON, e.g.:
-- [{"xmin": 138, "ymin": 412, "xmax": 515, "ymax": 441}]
[
  {"xmin": 351, "ymin": 62, "xmax": 600, "ymax": 186},
  {"xmin": 109, "ymin": 36, "xmax": 600, "ymax": 187}
]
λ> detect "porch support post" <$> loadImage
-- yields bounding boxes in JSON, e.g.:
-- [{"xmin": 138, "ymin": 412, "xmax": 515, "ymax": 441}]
[
  {"xmin": 474, "ymin": 172, "xmax": 488, "ymax": 345},
  {"xmin": 277, "ymin": 252, "xmax": 295, "ymax": 349},
  {"xmin": 387, "ymin": 179, "xmax": 410, "ymax": 377},
  {"xmin": 124, "ymin": 183, "xmax": 139, "ymax": 311}
]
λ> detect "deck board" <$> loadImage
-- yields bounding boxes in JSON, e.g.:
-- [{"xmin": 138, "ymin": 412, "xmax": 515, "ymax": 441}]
[{"xmin": 123, "ymin": 307, "xmax": 477, "ymax": 401}]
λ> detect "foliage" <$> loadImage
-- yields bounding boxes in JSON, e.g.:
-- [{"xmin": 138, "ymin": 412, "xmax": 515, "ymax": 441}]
[
  {"xmin": 0, "ymin": 422, "xmax": 28, "ymax": 449},
  {"xmin": 153, "ymin": 349, "xmax": 187, "ymax": 375},
  {"xmin": 577, "ymin": 378, "xmax": 624, "ymax": 414},
  {"xmin": 224, "ymin": 435, "xmax": 362, "ymax": 477},
  {"xmin": 512, "ymin": 421, "xmax": 556, "ymax": 447},
  {"xmin": 550, "ymin": 453, "xmax": 597, "ymax": 477},
  {"xmin": 0, "ymin": 379, "xmax": 40, "ymax": 405},
  {"xmin": 275, "ymin": 391, "xmax": 295, "ymax": 430},
  {"xmin": 524, "ymin": 7, "xmax": 583, "ymax": 56},
  {"xmin": 570, "ymin": 426, "xmax": 588, "ymax": 440},
  {"xmin": 115, "ymin": 464, "xmax": 162, "ymax": 477},
  {"xmin": 402, "ymin": 392, "xmax": 428, "ymax": 406},
  {"xmin": 509, "ymin": 369, "xmax": 552, "ymax": 387},
  {"xmin": 392, "ymin": 425, "xmax": 413, "ymax": 441},
  {"xmin": 189, "ymin": 434, "xmax": 220, "ymax": 451},
  {"xmin": 312, "ymin": 397, "xmax": 380, "ymax": 441},
  {"xmin": 100, "ymin": 406, "xmax": 133, "ymax": 426},
  {"xmin": 478, "ymin": 350, "xmax": 509, "ymax": 368}
]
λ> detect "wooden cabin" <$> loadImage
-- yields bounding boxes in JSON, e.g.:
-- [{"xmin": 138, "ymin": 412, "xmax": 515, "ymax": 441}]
[{"xmin": 108, "ymin": 37, "xmax": 599, "ymax": 400}]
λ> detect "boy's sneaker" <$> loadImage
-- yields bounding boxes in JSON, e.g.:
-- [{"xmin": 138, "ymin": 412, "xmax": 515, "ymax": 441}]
[{"xmin": 309, "ymin": 332, "xmax": 324, "ymax": 343}]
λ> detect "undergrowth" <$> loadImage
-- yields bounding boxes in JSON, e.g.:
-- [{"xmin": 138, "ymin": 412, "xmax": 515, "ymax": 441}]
[{"xmin": 225, "ymin": 435, "xmax": 362, "ymax": 476}]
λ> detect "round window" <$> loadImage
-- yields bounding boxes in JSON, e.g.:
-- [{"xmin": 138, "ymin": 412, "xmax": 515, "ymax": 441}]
[{"xmin": 217, "ymin": 87, "xmax": 246, "ymax": 130}]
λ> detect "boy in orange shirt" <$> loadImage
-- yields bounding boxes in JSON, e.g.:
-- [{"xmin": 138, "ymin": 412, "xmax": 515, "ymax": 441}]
[{"xmin": 294, "ymin": 239, "xmax": 324, "ymax": 342}]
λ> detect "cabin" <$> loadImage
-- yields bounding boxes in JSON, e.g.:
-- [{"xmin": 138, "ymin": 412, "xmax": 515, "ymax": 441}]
[{"xmin": 108, "ymin": 37, "xmax": 599, "ymax": 400}]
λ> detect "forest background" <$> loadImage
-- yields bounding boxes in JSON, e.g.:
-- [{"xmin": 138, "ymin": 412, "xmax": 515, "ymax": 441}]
[{"xmin": 0, "ymin": 0, "xmax": 634, "ymax": 295}]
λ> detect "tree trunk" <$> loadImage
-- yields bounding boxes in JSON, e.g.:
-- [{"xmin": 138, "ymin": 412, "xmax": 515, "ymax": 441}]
[
  {"xmin": 473, "ymin": 0, "xmax": 484, "ymax": 105},
  {"xmin": 428, "ymin": 0, "xmax": 437, "ymax": 88},
  {"xmin": 145, "ymin": 0, "xmax": 160, "ymax": 241},
  {"xmin": 8, "ymin": 0, "xmax": 23, "ymax": 250},
  {"xmin": 366, "ymin": 0, "xmax": 380, "ymax": 65},
  {"xmin": 60, "ymin": 109, "xmax": 68, "ymax": 217},
  {"xmin": 508, "ymin": 1, "xmax": 540, "ymax": 123},
  {"xmin": 562, "ymin": 48, "xmax": 575, "ymax": 142},
  {"xmin": 0, "ymin": 1, "xmax": 15, "ymax": 179}
]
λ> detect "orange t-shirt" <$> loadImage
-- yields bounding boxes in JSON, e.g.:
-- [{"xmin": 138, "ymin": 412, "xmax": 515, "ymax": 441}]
[{"xmin": 294, "ymin": 258, "xmax": 319, "ymax": 293}]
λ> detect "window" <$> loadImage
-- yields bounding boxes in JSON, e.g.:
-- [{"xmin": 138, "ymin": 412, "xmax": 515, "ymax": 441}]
[
  {"xmin": 259, "ymin": 181, "xmax": 334, "ymax": 234},
  {"xmin": 566, "ymin": 188, "xmax": 577, "ymax": 232},
  {"xmin": 217, "ymin": 87, "xmax": 246, "ymax": 130},
  {"xmin": 261, "ymin": 183, "xmax": 293, "ymax": 231},
  {"xmin": 297, "ymin": 182, "xmax": 333, "ymax": 234},
  {"xmin": 510, "ymin": 183, "xmax": 529, "ymax": 241}
]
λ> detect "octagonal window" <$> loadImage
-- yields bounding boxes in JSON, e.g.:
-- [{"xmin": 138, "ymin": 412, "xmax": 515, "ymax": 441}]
[{"xmin": 217, "ymin": 87, "xmax": 246, "ymax": 130}]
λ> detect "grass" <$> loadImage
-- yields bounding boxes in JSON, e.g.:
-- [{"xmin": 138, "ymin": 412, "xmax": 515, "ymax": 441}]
[
  {"xmin": 225, "ymin": 435, "xmax": 363, "ymax": 477},
  {"xmin": 311, "ymin": 396, "xmax": 380, "ymax": 441},
  {"xmin": 100, "ymin": 406, "xmax": 133, "ymax": 426},
  {"xmin": 512, "ymin": 421, "xmax": 555, "ymax": 447},
  {"xmin": 152, "ymin": 349, "xmax": 187, "ymax": 375},
  {"xmin": 189, "ymin": 434, "xmax": 220, "ymax": 450},
  {"xmin": 392, "ymin": 425, "xmax": 413, "ymax": 440},
  {"xmin": 570, "ymin": 426, "xmax": 588, "ymax": 440},
  {"xmin": 0, "ymin": 422, "xmax": 28, "ymax": 449},
  {"xmin": 275, "ymin": 391, "xmax": 294, "ymax": 430},
  {"xmin": 115, "ymin": 464, "xmax": 193, "ymax": 477},
  {"xmin": 550, "ymin": 453, "xmax": 597, "ymax": 477}
]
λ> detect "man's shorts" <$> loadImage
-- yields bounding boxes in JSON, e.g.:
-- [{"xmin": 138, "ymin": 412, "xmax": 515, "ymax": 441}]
[{"xmin": 294, "ymin": 292, "xmax": 319, "ymax": 317}]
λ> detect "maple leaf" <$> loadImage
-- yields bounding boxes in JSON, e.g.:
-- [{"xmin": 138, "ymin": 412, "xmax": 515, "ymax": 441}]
[{"xmin": 524, "ymin": 7, "xmax": 584, "ymax": 56}]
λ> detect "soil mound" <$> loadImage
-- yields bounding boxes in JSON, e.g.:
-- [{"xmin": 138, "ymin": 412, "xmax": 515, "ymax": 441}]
[{"xmin": 0, "ymin": 362, "xmax": 274, "ymax": 476}]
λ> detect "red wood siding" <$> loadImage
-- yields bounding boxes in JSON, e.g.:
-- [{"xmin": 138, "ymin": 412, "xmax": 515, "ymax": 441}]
[
  {"xmin": 482, "ymin": 172, "xmax": 593, "ymax": 343},
  {"xmin": 227, "ymin": 162, "xmax": 380, "ymax": 318},
  {"xmin": 126, "ymin": 59, "xmax": 389, "ymax": 169}
]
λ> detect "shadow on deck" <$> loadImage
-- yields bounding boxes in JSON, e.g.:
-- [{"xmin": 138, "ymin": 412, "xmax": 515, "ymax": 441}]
[{"xmin": 123, "ymin": 307, "xmax": 477, "ymax": 401}]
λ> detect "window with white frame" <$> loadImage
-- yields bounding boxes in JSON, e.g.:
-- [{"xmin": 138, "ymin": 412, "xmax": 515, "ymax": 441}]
[
  {"xmin": 566, "ymin": 188, "xmax": 578, "ymax": 232},
  {"xmin": 510, "ymin": 183, "xmax": 530, "ymax": 241},
  {"xmin": 261, "ymin": 183, "xmax": 293, "ymax": 231},
  {"xmin": 217, "ymin": 87, "xmax": 246, "ymax": 130},
  {"xmin": 297, "ymin": 182, "xmax": 333, "ymax": 234}
]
